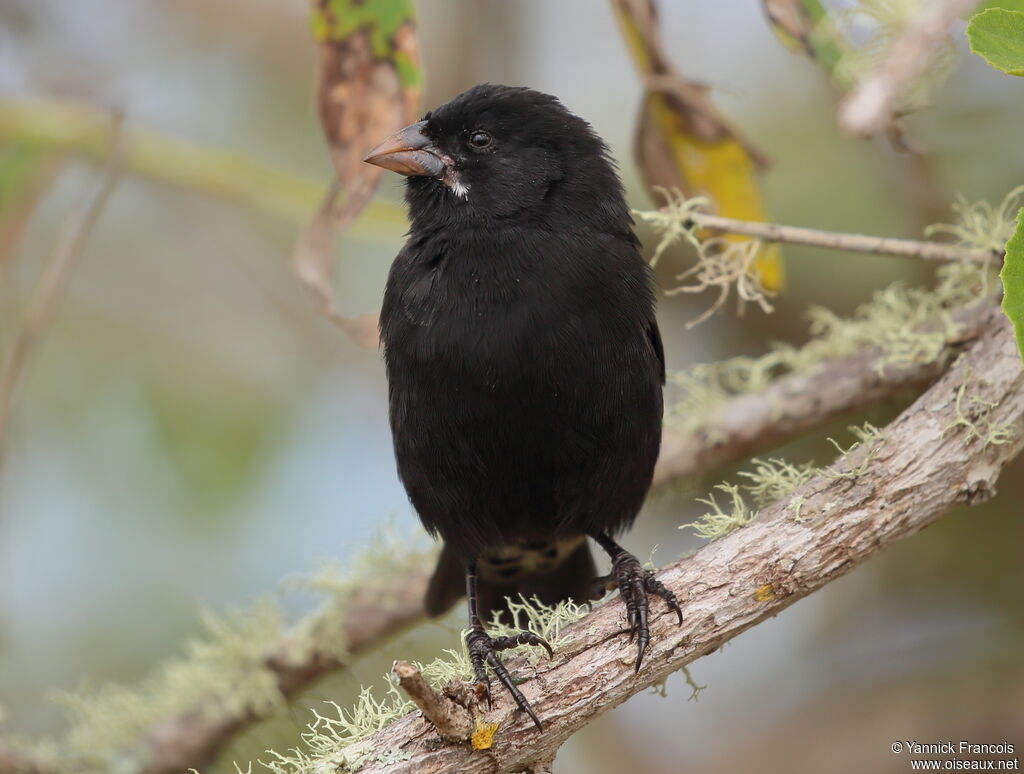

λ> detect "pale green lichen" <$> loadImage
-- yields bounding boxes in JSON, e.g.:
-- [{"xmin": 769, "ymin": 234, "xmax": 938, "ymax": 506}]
[
  {"xmin": 650, "ymin": 665, "xmax": 704, "ymax": 701},
  {"xmin": 0, "ymin": 723, "xmax": 62, "ymax": 774},
  {"xmin": 683, "ymin": 455, "xmax": 819, "ymax": 538},
  {"xmin": 649, "ymin": 676, "xmax": 670, "ymax": 698},
  {"xmin": 54, "ymin": 597, "xmax": 286, "ymax": 774},
  {"xmin": 684, "ymin": 421, "xmax": 891, "ymax": 536},
  {"xmin": 788, "ymin": 493, "xmax": 809, "ymax": 523},
  {"xmin": 663, "ymin": 182, "xmax": 1017, "ymax": 438},
  {"xmin": 633, "ymin": 189, "xmax": 711, "ymax": 267},
  {"xmin": 248, "ymin": 595, "xmax": 587, "ymax": 774},
  {"xmin": 738, "ymin": 457, "xmax": 817, "ymax": 507},
  {"xmin": 258, "ymin": 685, "xmax": 413, "ymax": 774},
  {"xmin": 681, "ymin": 483, "xmax": 755, "ymax": 540},
  {"xmin": 489, "ymin": 596, "xmax": 589, "ymax": 657},
  {"xmin": 822, "ymin": 422, "xmax": 885, "ymax": 480},
  {"xmin": 37, "ymin": 527, "xmax": 434, "ymax": 774},
  {"xmin": 944, "ymin": 380, "xmax": 1014, "ymax": 446},
  {"xmin": 635, "ymin": 188, "xmax": 774, "ymax": 327},
  {"xmin": 285, "ymin": 527, "xmax": 435, "ymax": 663},
  {"xmin": 668, "ymin": 259, "xmax": 988, "ymax": 436},
  {"xmin": 374, "ymin": 748, "xmax": 412, "ymax": 765},
  {"xmin": 926, "ymin": 185, "xmax": 1024, "ymax": 255},
  {"xmin": 681, "ymin": 666, "xmax": 706, "ymax": 702}
]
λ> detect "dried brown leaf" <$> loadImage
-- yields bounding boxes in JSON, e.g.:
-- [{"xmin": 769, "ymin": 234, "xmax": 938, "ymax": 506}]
[{"xmin": 294, "ymin": 0, "xmax": 422, "ymax": 343}]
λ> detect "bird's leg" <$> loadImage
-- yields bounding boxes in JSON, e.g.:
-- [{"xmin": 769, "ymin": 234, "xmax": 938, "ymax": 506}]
[
  {"xmin": 589, "ymin": 532, "xmax": 682, "ymax": 673},
  {"xmin": 464, "ymin": 562, "xmax": 552, "ymax": 730}
]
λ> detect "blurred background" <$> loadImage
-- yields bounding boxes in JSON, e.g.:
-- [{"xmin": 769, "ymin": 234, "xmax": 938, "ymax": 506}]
[{"xmin": 1, "ymin": 1, "xmax": 1022, "ymax": 772}]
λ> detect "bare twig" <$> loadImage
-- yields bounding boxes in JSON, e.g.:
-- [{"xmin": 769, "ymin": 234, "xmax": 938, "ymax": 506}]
[
  {"xmin": 692, "ymin": 211, "xmax": 995, "ymax": 264},
  {"xmin": 0, "ymin": 97, "xmax": 405, "ymax": 239},
  {"xmin": 0, "ymin": 117, "xmax": 124, "ymax": 456},
  {"xmin": 291, "ymin": 181, "xmax": 382, "ymax": 350},
  {"xmin": 838, "ymin": 0, "xmax": 982, "ymax": 136},
  {"xmin": 393, "ymin": 661, "xmax": 474, "ymax": 742},
  {"xmin": 314, "ymin": 310, "xmax": 1023, "ymax": 773}
]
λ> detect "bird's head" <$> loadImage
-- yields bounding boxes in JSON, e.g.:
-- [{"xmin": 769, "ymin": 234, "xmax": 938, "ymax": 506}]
[{"xmin": 364, "ymin": 84, "xmax": 630, "ymax": 232}]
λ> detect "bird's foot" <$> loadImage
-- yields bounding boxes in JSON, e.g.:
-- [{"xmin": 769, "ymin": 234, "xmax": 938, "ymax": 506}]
[
  {"xmin": 592, "ymin": 551, "xmax": 682, "ymax": 673},
  {"xmin": 466, "ymin": 625, "xmax": 553, "ymax": 730}
]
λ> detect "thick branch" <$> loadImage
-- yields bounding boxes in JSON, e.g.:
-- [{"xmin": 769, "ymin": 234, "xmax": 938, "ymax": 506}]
[
  {"xmin": 654, "ymin": 299, "xmax": 993, "ymax": 487},
  {"xmin": 339, "ymin": 310, "xmax": 1023, "ymax": 773},
  {"xmin": 692, "ymin": 211, "xmax": 995, "ymax": 264},
  {"xmin": 838, "ymin": 0, "xmax": 982, "ymax": 136},
  {"xmin": 6, "ymin": 301, "xmax": 984, "ymax": 774}
]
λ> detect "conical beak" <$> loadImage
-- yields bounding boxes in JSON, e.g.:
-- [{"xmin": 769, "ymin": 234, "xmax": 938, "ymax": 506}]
[{"xmin": 363, "ymin": 121, "xmax": 447, "ymax": 179}]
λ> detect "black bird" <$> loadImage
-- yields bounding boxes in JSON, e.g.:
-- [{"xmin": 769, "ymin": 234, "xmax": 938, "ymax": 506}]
[{"xmin": 364, "ymin": 84, "xmax": 681, "ymax": 729}]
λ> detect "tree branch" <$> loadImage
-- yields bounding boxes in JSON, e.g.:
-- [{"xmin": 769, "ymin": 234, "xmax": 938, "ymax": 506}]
[
  {"xmin": 0, "ymin": 296, "xmax": 991, "ymax": 774},
  {"xmin": 136, "ymin": 563, "xmax": 434, "ymax": 774},
  {"xmin": 326, "ymin": 309, "xmax": 1023, "ymax": 773},
  {"xmin": 838, "ymin": 0, "xmax": 982, "ymax": 136},
  {"xmin": 691, "ymin": 211, "xmax": 996, "ymax": 264},
  {"xmin": 653, "ymin": 299, "xmax": 993, "ymax": 487}
]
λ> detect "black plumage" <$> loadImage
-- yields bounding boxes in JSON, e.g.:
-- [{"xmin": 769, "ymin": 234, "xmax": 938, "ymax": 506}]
[{"xmin": 365, "ymin": 84, "xmax": 680, "ymax": 728}]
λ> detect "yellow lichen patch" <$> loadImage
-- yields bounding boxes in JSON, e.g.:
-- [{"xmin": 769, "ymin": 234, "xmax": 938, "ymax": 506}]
[
  {"xmin": 471, "ymin": 721, "xmax": 500, "ymax": 751},
  {"xmin": 754, "ymin": 584, "xmax": 776, "ymax": 602}
]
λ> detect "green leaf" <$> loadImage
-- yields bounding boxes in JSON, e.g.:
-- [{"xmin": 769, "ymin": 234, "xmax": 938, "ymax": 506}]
[
  {"xmin": 972, "ymin": 0, "xmax": 1024, "ymax": 15},
  {"xmin": 967, "ymin": 8, "xmax": 1024, "ymax": 76},
  {"xmin": 312, "ymin": 0, "xmax": 421, "ymax": 88},
  {"xmin": 999, "ymin": 207, "xmax": 1024, "ymax": 360}
]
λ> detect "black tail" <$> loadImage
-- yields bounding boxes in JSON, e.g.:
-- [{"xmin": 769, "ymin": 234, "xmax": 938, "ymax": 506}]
[{"xmin": 424, "ymin": 541, "xmax": 597, "ymax": 622}]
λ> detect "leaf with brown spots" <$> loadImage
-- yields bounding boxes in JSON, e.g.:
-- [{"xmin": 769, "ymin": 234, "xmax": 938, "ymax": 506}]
[{"xmin": 294, "ymin": 0, "xmax": 421, "ymax": 347}]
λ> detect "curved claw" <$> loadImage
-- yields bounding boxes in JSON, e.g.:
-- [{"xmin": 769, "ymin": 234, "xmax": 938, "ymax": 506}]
[
  {"xmin": 604, "ymin": 549, "xmax": 682, "ymax": 674},
  {"xmin": 466, "ymin": 625, "xmax": 548, "ymax": 730},
  {"xmin": 645, "ymin": 573, "xmax": 683, "ymax": 626}
]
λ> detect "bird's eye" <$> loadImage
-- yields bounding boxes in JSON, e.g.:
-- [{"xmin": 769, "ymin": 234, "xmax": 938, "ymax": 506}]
[{"xmin": 469, "ymin": 131, "xmax": 492, "ymax": 148}]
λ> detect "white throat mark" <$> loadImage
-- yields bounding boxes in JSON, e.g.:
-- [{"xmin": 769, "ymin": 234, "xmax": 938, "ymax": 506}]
[{"xmin": 441, "ymin": 168, "xmax": 470, "ymax": 200}]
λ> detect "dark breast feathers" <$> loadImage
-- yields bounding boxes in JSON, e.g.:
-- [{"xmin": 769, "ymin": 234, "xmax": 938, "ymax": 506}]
[{"xmin": 380, "ymin": 221, "xmax": 664, "ymax": 562}]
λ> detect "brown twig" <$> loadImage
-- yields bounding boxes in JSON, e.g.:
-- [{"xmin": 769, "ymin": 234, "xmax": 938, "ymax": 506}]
[
  {"xmin": 316, "ymin": 309, "xmax": 1023, "ymax": 773},
  {"xmin": 0, "ymin": 116, "xmax": 124, "ymax": 458},
  {"xmin": 393, "ymin": 661, "xmax": 474, "ymax": 742},
  {"xmin": 838, "ymin": 0, "xmax": 983, "ymax": 136},
  {"xmin": 691, "ymin": 210, "xmax": 995, "ymax": 264}
]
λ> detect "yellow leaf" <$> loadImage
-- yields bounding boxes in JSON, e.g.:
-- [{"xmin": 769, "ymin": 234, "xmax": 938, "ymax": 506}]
[{"xmin": 613, "ymin": 0, "xmax": 784, "ymax": 291}]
